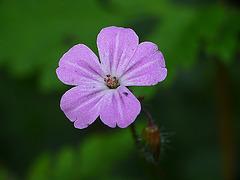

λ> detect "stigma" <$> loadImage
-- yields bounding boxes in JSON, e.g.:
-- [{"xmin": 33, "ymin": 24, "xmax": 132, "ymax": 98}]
[{"xmin": 104, "ymin": 74, "xmax": 119, "ymax": 89}]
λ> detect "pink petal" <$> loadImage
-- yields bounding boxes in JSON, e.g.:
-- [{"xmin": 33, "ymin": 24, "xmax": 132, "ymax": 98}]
[
  {"xmin": 100, "ymin": 86, "xmax": 141, "ymax": 128},
  {"xmin": 97, "ymin": 26, "xmax": 139, "ymax": 77},
  {"xmin": 120, "ymin": 42, "xmax": 167, "ymax": 86},
  {"xmin": 56, "ymin": 44, "xmax": 104, "ymax": 86},
  {"xmin": 60, "ymin": 85, "xmax": 107, "ymax": 129}
]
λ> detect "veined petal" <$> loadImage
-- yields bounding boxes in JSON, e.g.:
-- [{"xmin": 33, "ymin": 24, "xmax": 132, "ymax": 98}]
[
  {"xmin": 60, "ymin": 85, "xmax": 107, "ymax": 129},
  {"xmin": 97, "ymin": 26, "xmax": 139, "ymax": 77},
  {"xmin": 56, "ymin": 44, "xmax": 104, "ymax": 86},
  {"xmin": 100, "ymin": 86, "xmax": 141, "ymax": 128},
  {"xmin": 120, "ymin": 42, "xmax": 167, "ymax": 86}
]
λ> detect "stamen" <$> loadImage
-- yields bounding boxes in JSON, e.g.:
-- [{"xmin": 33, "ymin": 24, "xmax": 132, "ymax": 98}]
[{"xmin": 104, "ymin": 75, "xmax": 119, "ymax": 89}]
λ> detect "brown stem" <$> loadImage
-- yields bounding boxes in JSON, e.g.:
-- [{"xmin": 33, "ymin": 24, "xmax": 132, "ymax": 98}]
[
  {"xmin": 130, "ymin": 123, "xmax": 165, "ymax": 179},
  {"xmin": 131, "ymin": 97, "xmax": 165, "ymax": 179},
  {"xmin": 215, "ymin": 60, "xmax": 236, "ymax": 180},
  {"xmin": 138, "ymin": 96, "xmax": 154, "ymax": 126},
  {"xmin": 141, "ymin": 107, "xmax": 154, "ymax": 126},
  {"xmin": 155, "ymin": 163, "xmax": 165, "ymax": 179}
]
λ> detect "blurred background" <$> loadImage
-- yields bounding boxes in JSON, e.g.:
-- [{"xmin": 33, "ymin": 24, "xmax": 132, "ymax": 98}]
[{"xmin": 0, "ymin": 0, "xmax": 239, "ymax": 179}]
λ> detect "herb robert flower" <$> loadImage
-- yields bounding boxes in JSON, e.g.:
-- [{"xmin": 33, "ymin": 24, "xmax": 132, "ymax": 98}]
[{"xmin": 56, "ymin": 26, "xmax": 167, "ymax": 129}]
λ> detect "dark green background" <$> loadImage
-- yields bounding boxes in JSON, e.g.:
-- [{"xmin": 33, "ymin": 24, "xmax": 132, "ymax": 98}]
[{"xmin": 0, "ymin": 0, "xmax": 239, "ymax": 179}]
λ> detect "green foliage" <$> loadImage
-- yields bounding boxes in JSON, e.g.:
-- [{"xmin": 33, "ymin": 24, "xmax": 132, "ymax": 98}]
[
  {"xmin": 0, "ymin": 166, "xmax": 18, "ymax": 180},
  {"xmin": 196, "ymin": 4, "xmax": 240, "ymax": 65},
  {"xmin": 52, "ymin": 147, "xmax": 76, "ymax": 180},
  {"xmin": 26, "ymin": 153, "xmax": 52, "ymax": 180},
  {"xmin": 202, "ymin": 5, "xmax": 240, "ymax": 64},
  {"xmin": 130, "ymin": 85, "xmax": 162, "ymax": 100},
  {"xmin": 0, "ymin": 0, "xmax": 239, "ymax": 98},
  {"xmin": 25, "ymin": 129, "xmax": 135, "ymax": 180},
  {"xmin": 0, "ymin": 0, "xmax": 123, "ymax": 92}
]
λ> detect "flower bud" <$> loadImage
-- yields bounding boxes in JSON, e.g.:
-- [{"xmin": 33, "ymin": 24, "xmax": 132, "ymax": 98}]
[{"xmin": 142, "ymin": 124, "xmax": 161, "ymax": 162}]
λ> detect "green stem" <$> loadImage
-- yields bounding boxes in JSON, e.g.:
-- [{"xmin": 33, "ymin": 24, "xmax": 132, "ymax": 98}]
[{"xmin": 130, "ymin": 123, "xmax": 141, "ymax": 150}]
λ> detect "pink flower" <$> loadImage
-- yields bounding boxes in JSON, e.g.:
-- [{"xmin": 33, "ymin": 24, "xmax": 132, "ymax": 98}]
[{"xmin": 56, "ymin": 26, "xmax": 167, "ymax": 129}]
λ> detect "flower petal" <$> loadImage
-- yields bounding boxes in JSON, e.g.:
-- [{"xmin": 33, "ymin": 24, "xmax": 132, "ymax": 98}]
[
  {"xmin": 56, "ymin": 44, "xmax": 103, "ymax": 86},
  {"xmin": 60, "ymin": 85, "xmax": 107, "ymax": 129},
  {"xmin": 120, "ymin": 42, "xmax": 167, "ymax": 86},
  {"xmin": 97, "ymin": 26, "xmax": 139, "ymax": 77},
  {"xmin": 100, "ymin": 86, "xmax": 141, "ymax": 128}
]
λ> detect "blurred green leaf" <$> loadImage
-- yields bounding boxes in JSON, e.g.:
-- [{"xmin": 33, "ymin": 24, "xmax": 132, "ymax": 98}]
[
  {"xmin": 197, "ymin": 4, "xmax": 226, "ymax": 41},
  {"xmin": 77, "ymin": 129, "xmax": 134, "ymax": 179},
  {"xmin": 0, "ymin": 168, "xmax": 6, "ymax": 180},
  {"xmin": 130, "ymin": 86, "xmax": 159, "ymax": 100},
  {"xmin": 203, "ymin": 6, "xmax": 240, "ymax": 64},
  {"xmin": 26, "ymin": 153, "xmax": 52, "ymax": 180},
  {"xmin": 26, "ymin": 129, "xmax": 135, "ymax": 180},
  {"xmin": 52, "ymin": 147, "xmax": 76, "ymax": 180},
  {"xmin": 0, "ymin": 0, "xmax": 239, "ymax": 97},
  {"xmin": 0, "ymin": 0, "xmax": 125, "ymax": 92},
  {"xmin": 100, "ymin": 176, "xmax": 139, "ymax": 180},
  {"xmin": 149, "ymin": 4, "xmax": 199, "ymax": 85},
  {"xmin": 0, "ymin": 166, "xmax": 18, "ymax": 180}
]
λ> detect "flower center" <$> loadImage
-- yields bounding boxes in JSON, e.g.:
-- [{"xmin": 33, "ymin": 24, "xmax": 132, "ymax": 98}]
[{"xmin": 104, "ymin": 74, "xmax": 119, "ymax": 89}]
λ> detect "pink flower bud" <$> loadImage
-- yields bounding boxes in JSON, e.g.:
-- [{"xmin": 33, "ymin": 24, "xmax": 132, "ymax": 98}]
[{"xmin": 142, "ymin": 125, "xmax": 161, "ymax": 162}]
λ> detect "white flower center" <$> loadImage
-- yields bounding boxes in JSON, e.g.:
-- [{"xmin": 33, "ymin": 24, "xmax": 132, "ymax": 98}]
[{"xmin": 104, "ymin": 74, "xmax": 119, "ymax": 89}]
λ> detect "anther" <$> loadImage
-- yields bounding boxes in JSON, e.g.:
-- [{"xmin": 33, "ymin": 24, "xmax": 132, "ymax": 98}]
[{"xmin": 104, "ymin": 74, "xmax": 119, "ymax": 89}]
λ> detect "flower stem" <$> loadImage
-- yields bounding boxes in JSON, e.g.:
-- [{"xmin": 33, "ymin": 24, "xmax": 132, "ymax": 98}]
[
  {"xmin": 130, "ymin": 123, "xmax": 141, "ymax": 150},
  {"xmin": 130, "ymin": 122, "xmax": 165, "ymax": 179},
  {"xmin": 138, "ymin": 96, "xmax": 154, "ymax": 126},
  {"xmin": 132, "ymin": 96, "xmax": 165, "ymax": 178},
  {"xmin": 141, "ymin": 107, "xmax": 154, "ymax": 126},
  {"xmin": 215, "ymin": 60, "xmax": 236, "ymax": 180},
  {"xmin": 155, "ymin": 163, "xmax": 165, "ymax": 178}
]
